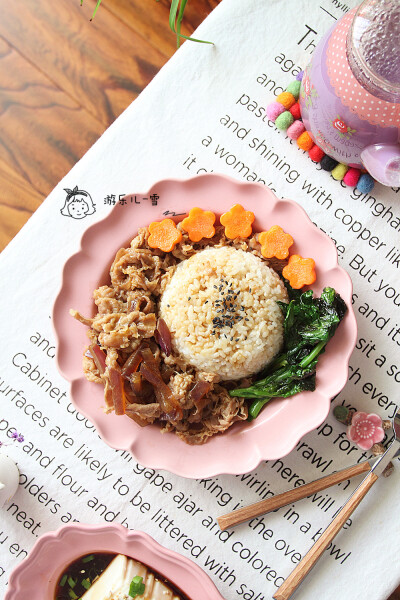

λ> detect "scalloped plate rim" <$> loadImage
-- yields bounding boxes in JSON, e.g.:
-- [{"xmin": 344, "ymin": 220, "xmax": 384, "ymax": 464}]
[
  {"xmin": 53, "ymin": 173, "xmax": 357, "ymax": 478},
  {"xmin": 5, "ymin": 523, "xmax": 224, "ymax": 600}
]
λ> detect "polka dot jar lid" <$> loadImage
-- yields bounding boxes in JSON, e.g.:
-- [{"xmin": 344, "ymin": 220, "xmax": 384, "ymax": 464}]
[{"xmin": 326, "ymin": 9, "xmax": 400, "ymax": 128}]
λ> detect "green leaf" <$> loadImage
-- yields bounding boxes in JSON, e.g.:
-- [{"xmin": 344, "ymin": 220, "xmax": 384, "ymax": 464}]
[
  {"xmin": 231, "ymin": 362, "xmax": 317, "ymax": 399},
  {"xmin": 247, "ymin": 375, "xmax": 316, "ymax": 420},
  {"xmin": 79, "ymin": 0, "xmax": 212, "ymax": 47},
  {"xmin": 230, "ymin": 287, "xmax": 347, "ymax": 419},
  {"xmin": 90, "ymin": 0, "xmax": 102, "ymax": 20},
  {"xmin": 129, "ymin": 576, "xmax": 146, "ymax": 598},
  {"xmin": 176, "ymin": 0, "xmax": 188, "ymax": 48},
  {"xmin": 169, "ymin": 0, "xmax": 213, "ymax": 48},
  {"xmin": 82, "ymin": 554, "xmax": 95, "ymax": 563},
  {"xmin": 68, "ymin": 577, "xmax": 76, "ymax": 589},
  {"xmin": 81, "ymin": 579, "xmax": 91, "ymax": 590}
]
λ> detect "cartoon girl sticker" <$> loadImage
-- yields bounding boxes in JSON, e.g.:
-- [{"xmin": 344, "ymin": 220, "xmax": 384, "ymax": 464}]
[{"xmin": 60, "ymin": 186, "xmax": 96, "ymax": 219}]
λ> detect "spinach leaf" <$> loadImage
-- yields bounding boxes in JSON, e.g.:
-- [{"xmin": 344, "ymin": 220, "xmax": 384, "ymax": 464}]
[{"xmin": 230, "ymin": 286, "xmax": 347, "ymax": 420}]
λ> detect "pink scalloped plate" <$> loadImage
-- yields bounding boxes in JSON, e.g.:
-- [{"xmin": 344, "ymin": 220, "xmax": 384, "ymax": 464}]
[
  {"xmin": 5, "ymin": 524, "xmax": 224, "ymax": 600},
  {"xmin": 53, "ymin": 174, "xmax": 357, "ymax": 478}
]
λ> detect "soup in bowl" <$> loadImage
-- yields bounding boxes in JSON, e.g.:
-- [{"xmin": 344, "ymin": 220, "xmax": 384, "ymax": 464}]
[{"xmin": 5, "ymin": 524, "xmax": 224, "ymax": 600}]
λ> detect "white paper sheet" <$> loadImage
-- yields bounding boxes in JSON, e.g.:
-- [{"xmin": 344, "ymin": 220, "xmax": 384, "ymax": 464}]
[{"xmin": 1, "ymin": 1, "xmax": 399, "ymax": 599}]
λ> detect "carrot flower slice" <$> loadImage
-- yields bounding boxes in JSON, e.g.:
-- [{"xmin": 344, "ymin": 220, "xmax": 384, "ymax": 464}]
[
  {"xmin": 282, "ymin": 254, "xmax": 316, "ymax": 289},
  {"xmin": 181, "ymin": 207, "xmax": 216, "ymax": 242},
  {"xmin": 148, "ymin": 218, "xmax": 182, "ymax": 252},
  {"xmin": 220, "ymin": 204, "xmax": 255, "ymax": 239},
  {"xmin": 258, "ymin": 225, "xmax": 294, "ymax": 260}
]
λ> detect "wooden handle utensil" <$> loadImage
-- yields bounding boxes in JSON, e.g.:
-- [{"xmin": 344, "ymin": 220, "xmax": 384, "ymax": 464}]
[
  {"xmin": 218, "ymin": 460, "xmax": 371, "ymax": 530},
  {"xmin": 273, "ymin": 470, "xmax": 379, "ymax": 600}
]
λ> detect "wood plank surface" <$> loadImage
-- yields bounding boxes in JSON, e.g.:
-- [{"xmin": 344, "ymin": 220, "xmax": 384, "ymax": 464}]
[
  {"xmin": 0, "ymin": 4, "xmax": 399, "ymax": 598},
  {"xmin": 0, "ymin": 156, "xmax": 43, "ymax": 251},
  {"xmin": 0, "ymin": 0, "xmax": 221, "ymax": 250},
  {"xmin": 104, "ymin": 0, "xmax": 220, "ymax": 57},
  {"xmin": 0, "ymin": 36, "xmax": 103, "ymax": 197},
  {"xmin": 0, "ymin": 0, "xmax": 165, "ymax": 126}
]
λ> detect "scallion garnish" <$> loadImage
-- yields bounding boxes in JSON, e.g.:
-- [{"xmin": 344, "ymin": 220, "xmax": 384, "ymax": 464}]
[
  {"xmin": 81, "ymin": 578, "xmax": 91, "ymax": 590},
  {"xmin": 60, "ymin": 575, "xmax": 68, "ymax": 587},
  {"xmin": 82, "ymin": 554, "xmax": 95, "ymax": 563},
  {"xmin": 68, "ymin": 590, "xmax": 78, "ymax": 600},
  {"xmin": 68, "ymin": 577, "xmax": 76, "ymax": 589},
  {"xmin": 129, "ymin": 575, "xmax": 146, "ymax": 598}
]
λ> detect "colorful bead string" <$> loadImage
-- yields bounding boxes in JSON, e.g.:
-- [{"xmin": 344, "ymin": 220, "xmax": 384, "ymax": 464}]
[{"xmin": 266, "ymin": 71, "xmax": 375, "ymax": 194}]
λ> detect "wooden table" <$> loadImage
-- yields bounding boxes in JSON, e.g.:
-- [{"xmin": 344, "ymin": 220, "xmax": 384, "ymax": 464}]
[
  {"xmin": 0, "ymin": 0, "xmax": 217, "ymax": 251},
  {"xmin": 0, "ymin": 1, "xmax": 398, "ymax": 598}
]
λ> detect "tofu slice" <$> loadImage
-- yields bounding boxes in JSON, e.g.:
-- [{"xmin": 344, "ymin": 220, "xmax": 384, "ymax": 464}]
[{"xmin": 80, "ymin": 554, "xmax": 182, "ymax": 600}]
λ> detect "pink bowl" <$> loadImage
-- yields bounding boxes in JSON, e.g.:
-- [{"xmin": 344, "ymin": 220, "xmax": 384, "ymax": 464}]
[
  {"xmin": 5, "ymin": 524, "xmax": 224, "ymax": 600},
  {"xmin": 53, "ymin": 174, "xmax": 357, "ymax": 478}
]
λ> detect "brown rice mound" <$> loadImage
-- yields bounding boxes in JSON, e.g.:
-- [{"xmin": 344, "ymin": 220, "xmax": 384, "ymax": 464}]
[{"xmin": 159, "ymin": 246, "xmax": 288, "ymax": 380}]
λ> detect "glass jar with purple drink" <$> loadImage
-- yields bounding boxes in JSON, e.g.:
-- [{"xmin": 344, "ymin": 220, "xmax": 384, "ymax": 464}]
[{"xmin": 300, "ymin": 0, "xmax": 400, "ymax": 186}]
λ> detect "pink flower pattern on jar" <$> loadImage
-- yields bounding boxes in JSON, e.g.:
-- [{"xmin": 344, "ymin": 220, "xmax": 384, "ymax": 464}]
[
  {"xmin": 332, "ymin": 117, "xmax": 347, "ymax": 133},
  {"xmin": 330, "ymin": 115, "xmax": 356, "ymax": 139},
  {"xmin": 300, "ymin": 68, "xmax": 318, "ymax": 109},
  {"xmin": 347, "ymin": 412, "xmax": 384, "ymax": 450}
]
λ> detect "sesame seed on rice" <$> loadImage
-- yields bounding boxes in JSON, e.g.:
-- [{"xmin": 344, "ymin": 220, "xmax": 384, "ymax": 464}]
[{"xmin": 159, "ymin": 246, "xmax": 288, "ymax": 380}]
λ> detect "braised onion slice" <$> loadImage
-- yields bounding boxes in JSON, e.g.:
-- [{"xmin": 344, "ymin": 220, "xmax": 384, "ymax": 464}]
[
  {"xmin": 154, "ymin": 318, "xmax": 172, "ymax": 356},
  {"xmin": 108, "ymin": 367, "xmax": 127, "ymax": 415},
  {"xmin": 130, "ymin": 372, "xmax": 153, "ymax": 399},
  {"xmin": 121, "ymin": 344, "xmax": 144, "ymax": 378},
  {"xmin": 139, "ymin": 348, "xmax": 183, "ymax": 421},
  {"xmin": 125, "ymin": 410, "xmax": 148, "ymax": 427},
  {"xmin": 89, "ymin": 344, "xmax": 107, "ymax": 375},
  {"xmin": 189, "ymin": 380, "xmax": 212, "ymax": 412}
]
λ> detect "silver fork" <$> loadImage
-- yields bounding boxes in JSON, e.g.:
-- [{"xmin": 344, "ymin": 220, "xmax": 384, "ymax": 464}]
[{"xmin": 273, "ymin": 406, "xmax": 400, "ymax": 600}]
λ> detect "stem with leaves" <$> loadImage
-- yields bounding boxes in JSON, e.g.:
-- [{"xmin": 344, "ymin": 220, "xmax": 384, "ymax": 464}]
[
  {"xmin": 80, "ymin": 0, "xmax": 212, "ymax": 48},
  {"xmin": 230, "ymin": 287, "xmax": 347, "ymax": 421}
]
